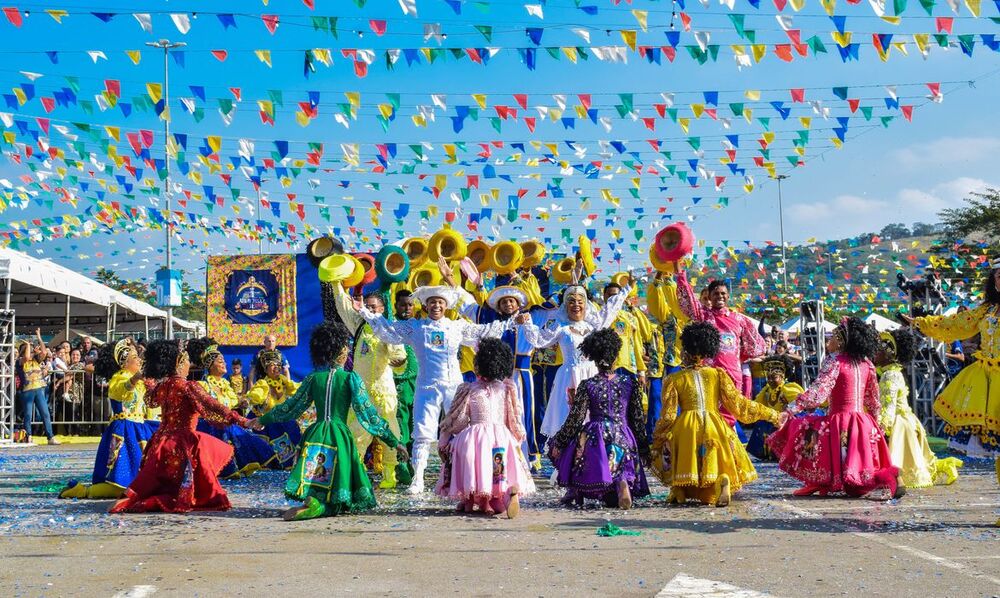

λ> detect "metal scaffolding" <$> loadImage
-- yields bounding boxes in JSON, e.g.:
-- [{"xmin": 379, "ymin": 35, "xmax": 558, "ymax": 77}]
[
  {"xmin": 0, "ymin": 310, "xmax": 15, "ymax": 444},
  {"xmin": 798, "ymin": 300, "xmax": 826, "ymax": 386},
  {"xmin": 906, "ymin": 287, "xmax": 948, "ymax": 436}
]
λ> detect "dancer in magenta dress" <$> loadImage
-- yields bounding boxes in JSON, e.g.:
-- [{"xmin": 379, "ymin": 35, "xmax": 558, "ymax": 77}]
[
  {"xmin": 768, "ymin": 317, "xmax": 904, "ymax": 499},
  {"xmin": 436, "ymin": 339, "xmax": 535, "ymax": 518}
]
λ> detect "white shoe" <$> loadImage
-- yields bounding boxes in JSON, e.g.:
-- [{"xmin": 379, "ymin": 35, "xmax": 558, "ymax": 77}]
[
  {"xmin": 406, "ymin": 480, "xmax": 425, "ymax": 495},
  {"xmin": 48, "ymin": 437, "xmax": 61, "ymax": 446}
]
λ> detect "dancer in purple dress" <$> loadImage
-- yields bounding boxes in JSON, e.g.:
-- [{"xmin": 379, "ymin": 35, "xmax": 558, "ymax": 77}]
[{"xmin": 548, "ymin": 329, "xmax": 650, "ymax": 509}]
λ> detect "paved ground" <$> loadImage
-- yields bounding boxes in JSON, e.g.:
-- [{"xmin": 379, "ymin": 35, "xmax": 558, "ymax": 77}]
[{"xmin": 1, "ymin": 444, "xmax": 998, "ymax": 597}]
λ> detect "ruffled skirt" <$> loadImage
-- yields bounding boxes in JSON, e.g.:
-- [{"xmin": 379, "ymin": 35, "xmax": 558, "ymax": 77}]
[
  {"xmin": 887, "ymin": 411, "xmax": 962, "ymax": 488},
  {"xmin": 554, "ymin": 419, "xmax": 649, "ymax": 500},
  {"xmin": 92, "ymin": 418, "xmax": 156, "ymax": 488},
  {"xmin": 540, "ymin": 362, "xmax": 595, "ymax": 439},
  {"xmin": 933, "ymin": 360, "xmax": 1000, "ymax": 457},
  {"xmin": 436, "ymin": 422, "xmax": 536, "ymax": 500},
  {"xmin": 110, "ymin": 430, "xmax": 234, "ymax": 513},
  {"xmin": 768, "ymin": 410, "xmax": 898, "ymax": 496},
  {"xmin": 652, "ymin": 411, "xmax": 758, "ymax": 493}
]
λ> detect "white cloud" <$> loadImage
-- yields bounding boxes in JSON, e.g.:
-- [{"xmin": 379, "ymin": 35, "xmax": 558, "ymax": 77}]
[
  {"xmin": 786, "ymin": 177, "xmax": 995, "ymax": 239},
  {"xmin": 892, "ymin": 137, "xmax": 1000, "ymax": 170}
]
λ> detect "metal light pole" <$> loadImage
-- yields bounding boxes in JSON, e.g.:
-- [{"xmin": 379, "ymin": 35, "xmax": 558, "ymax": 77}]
[
  {"xmin": 252, "ymin": 177, "xmax": 268, "ymax": 255},
  {"xmin": 775, "ymin": 174, "xmax": 789, "ymax": 292},
  {"xmin": 146, "ymin": 39, "xmax": 186, "ymax": 340}
]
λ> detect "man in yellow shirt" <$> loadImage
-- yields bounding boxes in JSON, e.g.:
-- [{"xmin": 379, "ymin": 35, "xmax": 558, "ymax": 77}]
[{"xmin": 646, "ymin": 273, "xmax": 689, "ymax": 437}]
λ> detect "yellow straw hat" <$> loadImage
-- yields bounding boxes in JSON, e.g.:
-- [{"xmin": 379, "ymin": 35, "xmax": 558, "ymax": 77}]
[
  {"xmin": 520, "ymin": 240, "xmax": 546, "ymax": 268},
  {"xmin": 402, "ymin": 237, "xmax": 429, "ymax": 269},
  {"xmin": 428, "ymin": 228, "xmax": 468, "ymax": 262},
  {"xmin": 578, "ymin": 235, "xmax": 597, "ymax": 276},
  {"xmin": 466, "ymin": 239, "xmax": 493, "ymax": 272},
  {"xmin": 552, "ymin": 256, "xmax": 576, "ymax": 284},
  {"xmin": 343, "ymin": 255, "xmax": 365, "ymax": 287},
  {"xmin": 490, "ymin": 241, "xmax": 524, "ymax": 275},
  {"xmin": 318, "ymin": 254, "xmax": 355, "ymax": 283}
]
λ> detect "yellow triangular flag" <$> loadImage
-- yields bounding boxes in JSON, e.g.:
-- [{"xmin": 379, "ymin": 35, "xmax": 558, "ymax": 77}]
[
  {"xmin": 254, "ymin": 49, "xmax": 272, "ymax": 67},
  {"xmin": 744, "ymin": 89, "xmax": 761, "ymax": 101},
  {"xmin": 631, "ymin": 9, "xmax": 648, "ymax": 32},
  {"xmin": 880, "ymin": 16, "xmax": 901, "ymax": 25},
  {"xmin": 146, "ymin": 83, "xmax": 162, "ymax": 104},
  {"xmin": 562, "ymin": 47, "xmax": 578, "ymax": 63},
  {"xmin": 789, "ymin": 0, "xmax": 806, "ymax": 10},
  {"xmin": 752, "ymin": 44, "xmax": 767, "ymax": 62},
  {"xmin": 832, "ymin": 32, "xmax": 852, "ymax": 48},
  {"xmin": 45, "ymin": 9, "xmax": 68, "ymax": 22},
  {"xmin": 691, "ymin": 103, "xmax": 705, "ymax": 118},
  {"xmin": 620, "ymin": 30, "xmax": 637, "ymax": 51},
  {"xmin": 965, "ymin": 0, "xmax": 981, "ymax": 16},
  {"xmin": 125, "ymin": 50, "xmax": 141, "ymax": 65},
  {"xmin": 472, "ymin": 94, "xmax": 487, "ymax": 109},
  {"xmin": 678, "ymin": 117, "xmax": 690, "ymax": 133},
  {"xmin": 821, "ymin": 0, "xmax": 837, "ymax": 14}
]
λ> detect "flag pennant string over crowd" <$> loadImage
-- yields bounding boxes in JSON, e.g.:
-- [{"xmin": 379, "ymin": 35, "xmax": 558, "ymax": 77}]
[{"xmin": 0, "ymin": 0, "xmax": 997, "ymax": 313}]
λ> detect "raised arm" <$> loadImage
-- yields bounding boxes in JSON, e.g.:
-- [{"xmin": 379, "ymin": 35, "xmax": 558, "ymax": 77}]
[
  {"xmin": 348, "ymin": 371, "xmax": 399, "ymax": 448},
  {"xmin": 719, "ymin": 369, "xmax": 780, "ymax": 425},
  {"xmin": 331, "ymin": 283, "xmax": 364, "ymax": 332},
  {"xmin": 259, "ymin": 374, "xmax": 315, "ymax": 425},
  {"xmin": 675, "ymin": 270, "xmax": 708, "ymax": 322},
  {"xmin": 647, "ymin": 279, "xmax": 668, "ymax": 322},
  {"xmin": 587, "ymin": 284, "xmax": 631, "ymax": 329},
  {"xmin": 915, "ymin": 303, "xmax": 990, "ymax": 343},
  {"xmin": 789, "ymin": 355, "xmax": 839, "ymax": 414},
  {"xmin": 359, "ymin": 306, "xmax": 418, "ymax": 345},
  {"xmin": 520, "ymin": 321, "xmax": 562, "ymax": 349}
]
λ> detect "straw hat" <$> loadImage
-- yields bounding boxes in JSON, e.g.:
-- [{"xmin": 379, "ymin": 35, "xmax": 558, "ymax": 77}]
[
  {"xmin": 428, "ymin": 228, "xmax": 468, "ymax": 262},
  {"xmin": 375, "ymin": 245, "xmax": 410, "ymax": 284},
  {"xmin": 318, "ymin": 254, "xmax": 355, "ymax": 282},
  {"xmin": 490, "ymin": 241, "xmax": 524, "ymax": 275}
]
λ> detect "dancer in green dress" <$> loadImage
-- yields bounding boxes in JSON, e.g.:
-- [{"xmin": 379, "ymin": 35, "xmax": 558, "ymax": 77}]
[
  {"xmin": 253, "ymin": 321, "xmax": 408, "ymax": 521},
  {"xmin": 392, "ymin": 290, "xmax": 418, "ymax": 485}
]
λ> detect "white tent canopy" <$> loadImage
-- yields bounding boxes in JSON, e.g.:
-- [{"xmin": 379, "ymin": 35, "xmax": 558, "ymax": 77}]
[
  {"xmin": 864, "ymin": 313, "xmax": 901, "ymax": 332},
  {"xmin": 0, "ymin": 247, "xmax": 199, "ymax": 338},
  {"xmin": 780, "ymin": 316, "xmax": 837, "ymax": 334}
]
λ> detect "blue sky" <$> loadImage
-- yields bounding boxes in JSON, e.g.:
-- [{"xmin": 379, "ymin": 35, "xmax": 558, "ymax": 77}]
[{"xmin": 1, "ymin": 0, "xmax": 998, "ymax": 290}]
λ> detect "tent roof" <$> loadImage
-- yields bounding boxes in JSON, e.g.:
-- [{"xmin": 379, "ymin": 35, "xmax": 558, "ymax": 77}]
[
  {"xmin": 864, "ymin": 313, "xmax": 901, "ymax": 331},
  {"xmin": 0, "ymin": 247, "xmax": 171, "ymax": 334},
  {"xmin": 780, "ymin": 316, "xmax": 837, "ymax": 333}
]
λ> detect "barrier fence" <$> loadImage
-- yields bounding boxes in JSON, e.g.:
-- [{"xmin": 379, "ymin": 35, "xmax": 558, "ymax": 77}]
[{"xmin": 17, "ymin": 369, "xmax": 111, "ymax": 437}]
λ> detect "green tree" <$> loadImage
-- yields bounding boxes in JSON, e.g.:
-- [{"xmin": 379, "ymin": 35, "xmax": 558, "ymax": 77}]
[
  {"xmin": 938, "ymin": 188, "xmax": 1000, "ymax": 245},
  {"xmin": 95, "ymin": 267, "xmax": 206, "ymax": 323}
]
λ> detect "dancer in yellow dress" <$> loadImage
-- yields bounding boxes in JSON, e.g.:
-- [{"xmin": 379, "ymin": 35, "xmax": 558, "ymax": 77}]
[
  {"xmin": 875, "ymin": 328, "xmax": 963, "ymax": 489},
  {"xmin": 904, "ymin": 261, "xmax": 1000, "ymax": 495},
  {"xmin": 651, "ymin": 322, "xmax": 786, "ymax": 507}
]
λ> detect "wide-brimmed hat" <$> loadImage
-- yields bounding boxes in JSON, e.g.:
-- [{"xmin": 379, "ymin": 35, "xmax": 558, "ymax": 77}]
[
  {"xmin": 487, "ymin": 286, "xmax": 529, "ymax": 311},
  {"xmin": 318, "ymin": 254, "xmax": 355, "ymax": 283},
  {"xmin": 412, "ymin": 285, "xmax": 463, "ymax": 310}
]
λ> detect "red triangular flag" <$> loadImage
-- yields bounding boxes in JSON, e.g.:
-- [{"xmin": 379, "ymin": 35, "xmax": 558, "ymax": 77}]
[
  {"xmin": 212, "ymin": 49, "xmax": 228, "ymax": 62},
  {"xmin": 262, "ymin": 14, "xmax": 279, "ymax": 34}
]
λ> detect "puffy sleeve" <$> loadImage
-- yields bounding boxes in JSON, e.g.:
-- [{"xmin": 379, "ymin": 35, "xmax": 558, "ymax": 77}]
[
  {"xmin": 548, "ymin": 378, "xmax": 591, "ymax": 454},
  {"xmin": 189, "ymin": 380, "xmax": 250, "ymax": 428},
  {"xmin": 586, "ymin": 285, "xmax": 631, "ymax": 329},
  {"xmin": 521, "ymin": 321, "xmax": 562, "ymax": 349},
  {"xmin": 650, "ymin": 375, "xmax": 679, "ymax": 479},
  {"xmin": 331, "ymin": 283, "xmax": 364, "ymax": 332},
  {"xmin": 245, "ymin": 380, "xmax": 267, "ymax": 406},
  {"xmin": 349, "ymin": 371, "xmax": 398, "ymax": 448},
  {"xmin": 719, "ymin": 369, "xmax": 780, "ymax": 425},
  {"xmin": 260, "ymin": 374, "xmax": 314, "ymax": 425},
  {"xmin": 108, "ymin": 371, "xmax": 142, "ymax": 411},
  {"xmin": 360, "ymin": 307, "xmax": 417, "ymax": 345},
  {"xmin": 503, "ymin": 380, "xmax": 527, "ymax": 443},
  {"xmin": 438, "ymin": 382, "xmax": 473, "ymax": 444},
  {"xmin": 626, "ymin": 374, "xmax": 649, "ymax": 461},
  {"xmin": 789, "ymin": 355, "xmax": 839, "ymax": 414},
  {"xmin": 915, "ymin": 303, "xmax": 990, "ymax": 343},
  {"xmin": 459, "ymin": 317, "xmax": 511, "ymax": 346},
  {"xmin": 863, "ymin": 362, "xmax": 881, "ymax": 420},
  {"xmin": 675, "ymin": 270, "xmax": 708, "ymax": 322},
  {"xmin": 738, "ymin": 314, "xmax": 768, "ymax": 361}
]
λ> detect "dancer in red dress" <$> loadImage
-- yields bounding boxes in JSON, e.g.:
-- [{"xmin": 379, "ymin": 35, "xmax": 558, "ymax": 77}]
[
  {"xmin": 110, "ymin": 340, "xmax": 261, "ymax": 514},
  {"xmin": 768, "ymin": 317, "xmax": 904, "ymax": 500}
]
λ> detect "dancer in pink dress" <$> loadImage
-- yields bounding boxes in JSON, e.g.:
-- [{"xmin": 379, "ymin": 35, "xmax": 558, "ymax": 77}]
[
  {"xmin": 768, "ymin": 317, "xmax": 904, "ymax": 499},
  {"xmin": 436, "ymin": 338, "xmax": 536, "ymax": 518}
]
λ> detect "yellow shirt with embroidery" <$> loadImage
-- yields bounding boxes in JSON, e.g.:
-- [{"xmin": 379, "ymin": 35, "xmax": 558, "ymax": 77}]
[
  {"xmin": 331, "ymin": 284, "xmax": 406, "ymax": 404},
  {"xmin": 200, "ymin": 375, "xmax": 240, "ymax": 410},
  {"xmin": 229, "ymin": 373, "xmax": 246, "ymax": 396},
  {"xmin": 647, "ymin": 278, "xmax": 688, "ymax": 368},
  {"xmin": 611, "ymin": 308, "xmax": 647, "ymax": 374},
  {"xmin": 247, "ymin": 376, "xmax": 299, "ymax": 415},
  {"xmin": 753, "ymin": 382, "xmax": 804, "ymax": 412},
  {"xmin": 108, "ymin": 370, "xmax": 147, "ymax": 422}
]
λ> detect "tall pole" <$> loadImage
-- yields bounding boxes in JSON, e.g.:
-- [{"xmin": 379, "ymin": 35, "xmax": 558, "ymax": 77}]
[
  {"xmin": 146, "ymin": 39, "xmax": 186, "ymax": 340},
  {"xmin": 776, "ymin": 174, "xmax": 789, "ymax": 293},
  {"xmin": 253, "ymin": 178, "xmax": 268, "ymax": 255}
]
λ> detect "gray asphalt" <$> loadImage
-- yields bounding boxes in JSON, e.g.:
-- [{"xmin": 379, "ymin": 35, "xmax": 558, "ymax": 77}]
[{"xmin": 1, "ymin": 444, "xmax": 998, "ymax": 597}]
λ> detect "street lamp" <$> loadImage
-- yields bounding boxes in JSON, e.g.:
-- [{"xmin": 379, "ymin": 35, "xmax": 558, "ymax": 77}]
[
  {"xmin": 775, "ymin": 174, "xmax": 789, "ymax": 293},
  {"xmin": 248, "ymin": 176, "xmax": 269, "ymax": 255},
  {"xmin": 145, "ymin": 39, "xmax": 186, "ymax": 340}
]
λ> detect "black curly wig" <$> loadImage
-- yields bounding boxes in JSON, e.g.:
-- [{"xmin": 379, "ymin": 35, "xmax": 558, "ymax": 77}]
[
  {"xmin": 579, "ymin": 328, "xmax": 623, "ymax": 371},
  {"xmin": 836, "ymin": 317, "xmax": 879, "ymax": 361},
  {"xmin": 984, "ymin": 267, "xmax": 1000, "ymax": 305},
  {"xmin": 144, "ymin": 339, "xmax": 183, "ymax": 379},
  {"xmin": 887, "ymin": 327, "xmax": 917, "ymax": 365},
  {"xmin": 310, "ymin": 321, "xmax": 352, "ymax": 367},
  {"xmin": 474, "ymin": 338, "xmax": 514, "ymax": 381},
  {"xmin": 681, "ymin": 321, "xmax": 721, "ymax": 360},
  {"xmin": 93, "ymin": 342, "xmax": 123, "ymax": 381}
]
